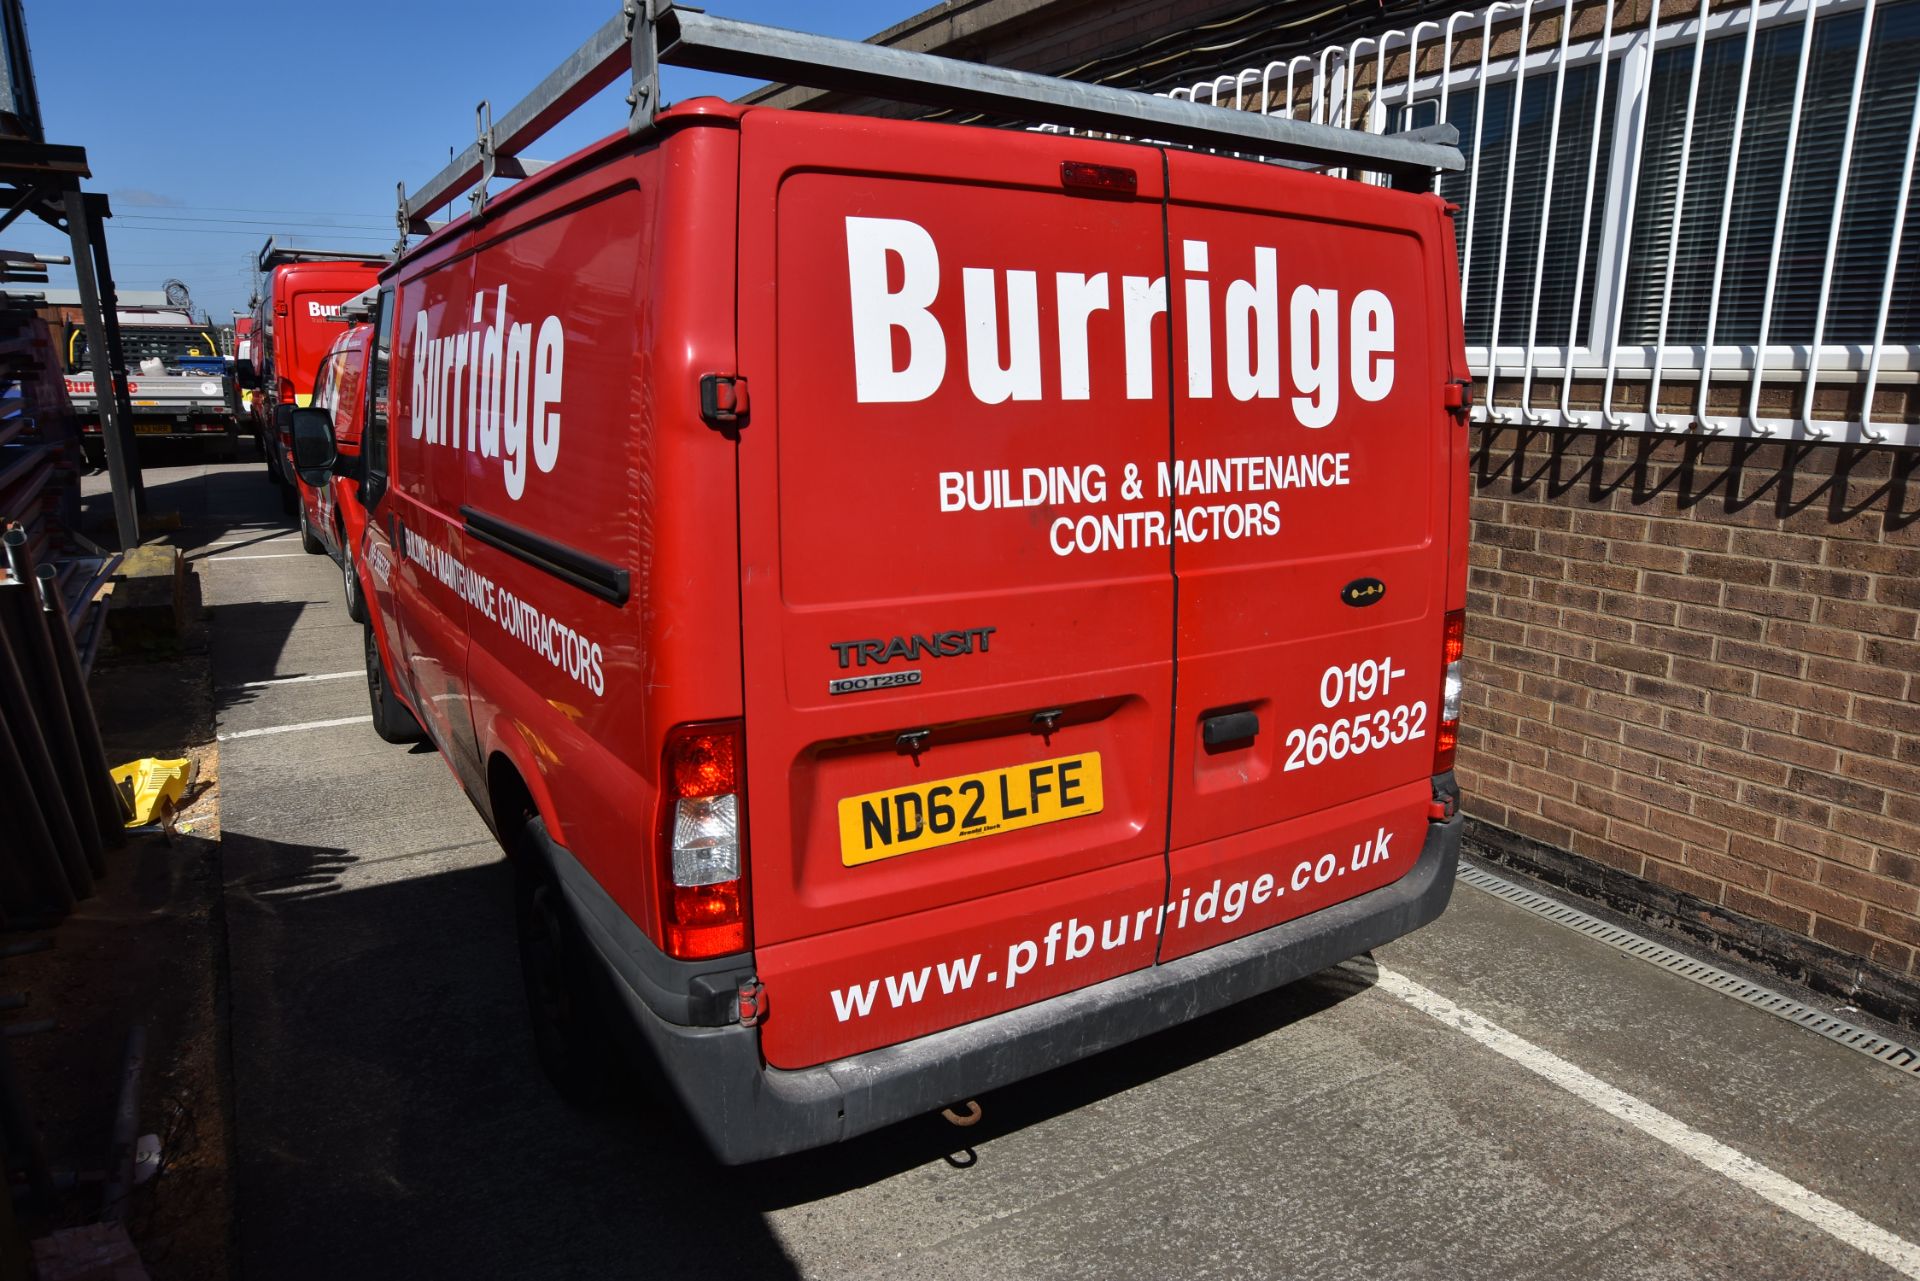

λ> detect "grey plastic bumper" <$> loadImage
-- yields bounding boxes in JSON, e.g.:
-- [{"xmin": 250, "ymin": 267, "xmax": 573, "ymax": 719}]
[{"xmin": 606, "ymin": 812, "xmax": 1462, "ymax": 1165}]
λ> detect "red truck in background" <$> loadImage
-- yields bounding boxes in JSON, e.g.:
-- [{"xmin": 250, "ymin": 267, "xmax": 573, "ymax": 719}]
[
  {"xmin": 288, "ymin": 8, "xmax": 1469, "ymax": 1164},
  {"xmin": 65, "ymin": 307, "xmax": 237, "ymax": 464},
  {"xmin": 297, "ymin": 307, "xmax": 375, "ymax": 621},
  {"xmin": 238, "ymin": 242, "xmax": 384, "ymax": 507}
]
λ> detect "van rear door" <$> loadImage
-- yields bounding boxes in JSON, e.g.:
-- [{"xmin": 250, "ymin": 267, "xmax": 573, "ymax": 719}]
[
  {"xmin": 736, "ymin": 114, "xmax": 1177, "ymax": 1070},
  {"xmin": 1157, "ymin": 152, "xmax": 1458, "ymax": 962}
]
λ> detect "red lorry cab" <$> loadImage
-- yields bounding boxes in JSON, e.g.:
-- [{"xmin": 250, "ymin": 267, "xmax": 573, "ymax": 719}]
[
  {"xmin": 297, "ymin": 319, "xmax": 374, "ymax": 622},
  {"xmin": 245, "ymin": 245, "xmax": 384, "ymax": 493},
  {"xmin": 289, "ymin": 10, "xmax": 1470, "ymax": 1165}
]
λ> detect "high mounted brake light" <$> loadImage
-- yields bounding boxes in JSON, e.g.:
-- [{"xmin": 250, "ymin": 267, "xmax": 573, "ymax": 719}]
[
  {"xmin": 1434, "ymin": 610, "xmax": 1466, "ymax": 774},
  {"xmin": 1060, "ymin": 161, "xmax": 1137, "ymax": 195},
  {"xmin": 657, "ymin": 721, "xmax": 750, "ymax": 960}
]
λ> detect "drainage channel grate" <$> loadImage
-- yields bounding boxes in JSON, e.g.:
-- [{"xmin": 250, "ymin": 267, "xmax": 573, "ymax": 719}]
[{"xmin": 1456, "ymin": 859, "xmax": 1920, "ymax": 1080}]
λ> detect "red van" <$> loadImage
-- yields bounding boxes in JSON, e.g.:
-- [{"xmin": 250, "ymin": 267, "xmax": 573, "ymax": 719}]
[
  {"xmin": 290, "ymin": 10, "xmax": 1468, "ymax": 1164},
  {"xmin": 297, "ymin": 317, "xmax": 374, "ymax": 622},
  {"xmin": 240, "ymin": 244, "xmax": 385, "ymax": 502}
]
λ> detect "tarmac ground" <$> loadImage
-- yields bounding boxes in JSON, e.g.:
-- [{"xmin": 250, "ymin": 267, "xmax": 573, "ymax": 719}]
[{"xmin": 87, "ymin": 448, "xmax": 1920, "ymax": 1281}]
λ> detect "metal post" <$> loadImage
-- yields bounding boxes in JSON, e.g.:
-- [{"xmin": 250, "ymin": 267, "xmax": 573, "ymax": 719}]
[
  {"xmin": 0, "ymin": 600, "xmax": 91, "ymax": 900},
  {"xmin": 0, "ymin": 704, "xmax": 76, "ymax": 914},
  {"xmin": 101, "ymin": 1023, "xmax": 146, "ymax": 1224},
  {"xmin": 83, "ymin": 194, "xmax": 139, "ymax": 489},
  {"xmin": 61, "ymin": 187, "xmax": 138, "ymax": 548},
  {"xmin": 0, "ymin": 574, "xmax": 104, "ymax": 876},
  {"xmin": 33, "ymin": 563, "xmax": 123, "ymax": 846}
]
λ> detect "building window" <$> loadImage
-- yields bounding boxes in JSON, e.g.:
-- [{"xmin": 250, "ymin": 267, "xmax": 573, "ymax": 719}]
[
  {"xmin": 1442, "ymin": 60, "xmax": 1621, "ymax": 349},
  {"xmin": 1621, "ymin": 0, "xmax": 1920, "ymax": 346}
]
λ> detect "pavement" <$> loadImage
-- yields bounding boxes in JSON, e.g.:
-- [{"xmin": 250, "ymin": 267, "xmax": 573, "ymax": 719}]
[{"xmin": 85, "ymin": 451, "xmax": 1920, "ymax": 1280}]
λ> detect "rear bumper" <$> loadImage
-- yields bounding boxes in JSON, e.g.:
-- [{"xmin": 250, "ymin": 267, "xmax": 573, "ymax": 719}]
[
  {"xmin": 78, "ymin": 414, "xmax": 238, "ymax": 438},
  {"xmin": 604, "ymin": 811, "xmax": 1461, "ymax": 1165}
]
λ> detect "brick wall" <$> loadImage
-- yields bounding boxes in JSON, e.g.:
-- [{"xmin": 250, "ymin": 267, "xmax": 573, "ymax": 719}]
[{"xmin": 1461, "ymin": 426, "xmax": 1920, "ymax": 1020}]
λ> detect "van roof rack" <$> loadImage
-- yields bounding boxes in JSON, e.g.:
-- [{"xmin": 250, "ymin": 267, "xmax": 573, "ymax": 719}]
[
  {"xmin": 399, "ymin": 2, "xmax": 1464, "ymax": 235},
  {"xmin": 256, "ymin": 237, "xmax": 391, "ymax": 272}
]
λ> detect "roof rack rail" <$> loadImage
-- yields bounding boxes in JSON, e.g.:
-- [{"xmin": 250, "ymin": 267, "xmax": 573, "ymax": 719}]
[
  {"xmin": 255, "ymin": 236, "xmax": 391, "ymax": 273},
  {"xmin": 399, "ymin": 2, "xmax": 1464, "ymax": 236},
  {"xmin": 326, "ymin": 287, "xmax": 380, "ymax": 324}
]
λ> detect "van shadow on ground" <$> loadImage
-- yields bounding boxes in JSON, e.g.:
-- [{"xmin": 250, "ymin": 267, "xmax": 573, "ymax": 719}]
[
  {"xmin": 221, "ymin": 832, "xmax": 1378, "ymax": 1278},
  {"xmin": 81, "ymin": 443, "xmax": 283, "ymax": 546}
]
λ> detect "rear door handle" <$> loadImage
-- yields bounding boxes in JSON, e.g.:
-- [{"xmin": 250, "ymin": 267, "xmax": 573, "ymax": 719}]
[{"xmin": 1202, "ymin": 711, "xmax": 1260, "ymax": 747}]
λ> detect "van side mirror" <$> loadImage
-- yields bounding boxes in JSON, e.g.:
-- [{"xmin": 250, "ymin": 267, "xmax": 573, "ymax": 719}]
[
  {"xmin": 290, "ymin": 408, "xmax": 337, "ymax": 487},
  {"xmin": 233, "ymin": 359, "xmax": 259, "ymax": 390}
]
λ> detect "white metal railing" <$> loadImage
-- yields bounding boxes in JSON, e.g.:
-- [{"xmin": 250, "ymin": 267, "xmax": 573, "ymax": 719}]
[{"xmin": 1145, "ymin": 0, "xmax": 1920, "ymax": 446}]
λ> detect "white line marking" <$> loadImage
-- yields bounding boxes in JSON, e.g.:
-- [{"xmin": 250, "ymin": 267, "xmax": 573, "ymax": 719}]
[
  {"xmin": 199, "ymin": 535, "xmax": 295, "ymax": 548},
  {"xmin": 201, "ymin": 552, "xmax": 309, "ymax": 561},
  {"xmin": 1370, "ymin": 964, "xmax": 1920, "ymax": 1279},
  {"xmin": 217, "ymin": 715, "xmax": 372, "ymax": 742},
  {"xmin": 222, "ymin": 670, "xmax": 360, "ymax": 691}
]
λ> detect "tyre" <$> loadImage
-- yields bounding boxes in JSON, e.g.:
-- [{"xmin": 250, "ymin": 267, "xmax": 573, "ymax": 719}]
[
  {"xmin": 514, "ymin": 821, "xmax": 615, "ymax": 1108},
  {"xmin": 298, "ymin": 497, "xmax": 324, "ymax": 554},
  {"xmin": 363, "ymin": 621, "xmax": 423, "ymax": 744},
  {"xmin": 341, "ymin": 526, "xmax": 366, "ymax": 623}
]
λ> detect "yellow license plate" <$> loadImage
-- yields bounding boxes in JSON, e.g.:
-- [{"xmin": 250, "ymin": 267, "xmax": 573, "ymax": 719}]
[
  {"xmin": 838, "ymin": 752, "xmax": 1103, "ymax": 867},
  {"xmin": 134, "ymin": 422, "xmax": 171, "ymax": 434}
]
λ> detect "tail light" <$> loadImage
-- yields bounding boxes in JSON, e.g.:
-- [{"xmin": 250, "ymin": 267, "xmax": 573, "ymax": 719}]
[
  {"xmin": 1434, "ymin": 609, "xmax": 1466, "ymax": 774},
  {"xmin": 656, "ymin": 720, "xmax": 749, "ymax": 960},
  {"xmin": 277, "ymin": 376, "xmax": 296, "ymax": 406}
]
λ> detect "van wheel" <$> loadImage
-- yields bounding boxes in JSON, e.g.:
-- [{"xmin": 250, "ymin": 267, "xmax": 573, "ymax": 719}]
[
  {"xmin": 341, "ymin": 529, "xmax": 366, "ymax": 623},
  {"xmin": 364, "ymin": 622, "xmax": 423, "ymax": 743},
  {"xmin": 298, "ymin": 500, "xmax": 324, "ymax": 554},
  {"xmin": 514, "ymin": 829, "xmax": 614, "ymax": 1107}
]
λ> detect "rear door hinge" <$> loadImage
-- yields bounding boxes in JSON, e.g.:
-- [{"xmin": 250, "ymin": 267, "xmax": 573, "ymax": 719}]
[
  {"xmin": 1443, "ymin": 378, "xmax": 1473, "ymax": 424},
  {"xmin": 700, "ymin": 373, "xmax": 748, "ymax": 432},
  {"xmin": 737, "ymin": 977, "xmax": 767, "ymax": 1027}
]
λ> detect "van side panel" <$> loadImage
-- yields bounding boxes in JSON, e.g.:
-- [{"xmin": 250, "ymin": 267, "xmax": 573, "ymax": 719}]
[
  {"xmin": 455, "ymin": 124, "xmax": 745, "ymax": 935},
  {"xmin": 388, "ymin": 243, "xmax": 483, "ymax": 783},
  {"xmin": 735, "ymin": 114, "xmax": 1179, "ymax": 1069}
]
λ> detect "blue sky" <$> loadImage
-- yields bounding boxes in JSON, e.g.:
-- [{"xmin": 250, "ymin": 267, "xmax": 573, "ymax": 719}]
[{"xmin": 10, "ymin": 1, "xmax": 922, "ymax": 321}]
